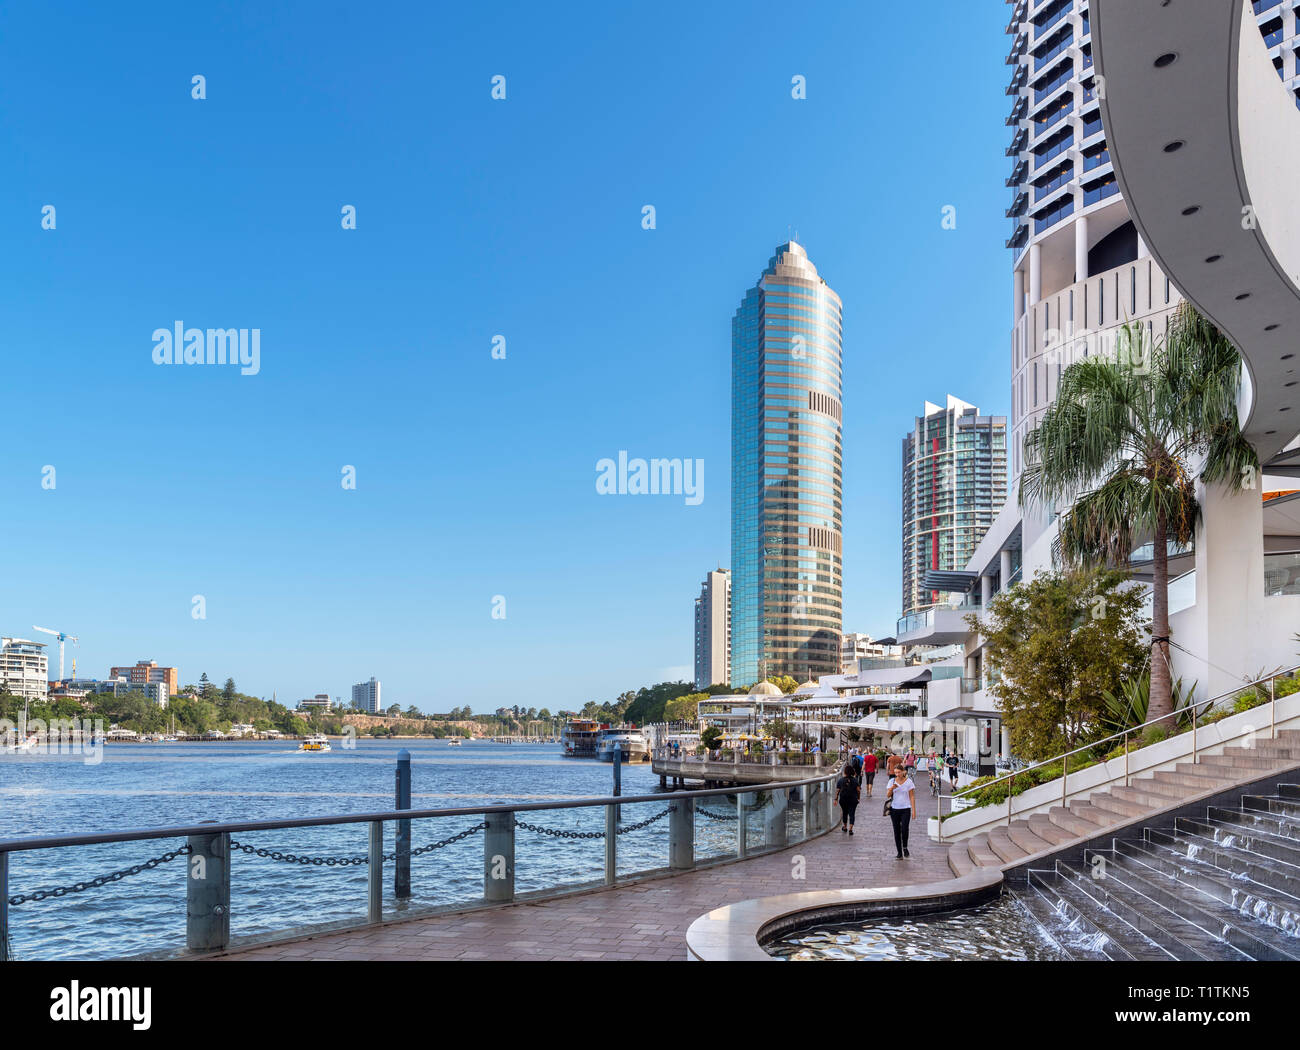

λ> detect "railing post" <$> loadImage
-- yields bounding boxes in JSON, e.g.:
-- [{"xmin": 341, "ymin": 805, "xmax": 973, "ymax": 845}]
[
  {"xmin": 1125, "ymin": 729, "xmax": 1130, "ymax": 787},
  {"xmin": 1007, "ymin": 772, "xmax": 1014, "ymax": 827},
  {"xmin": 604, "ymin": 804, "xmax": 617, "ymax": 886},
  {"xmin": 0, "ymin": 851, "xmax": 9, "ymax": 962},
  {"xmin": 186, "ymin": 830, "xmax": 230, "ymax": 953},
  {"xmin": 1193, "ymin": 703, "xmax": 1198, "ymax": 761},
  {"xmin": 484, "ymin": 811, "xmax": 515, "ymax": 903},
  {"xmin": 394, "ymin": 749, "xmax": 411, "ymax": 900},
  {"xmin": 764, "ymin": 786, "xmax": 788, "ymax": 848},
  {"xmin": 669, "ymin": 796, "xmax": 694, "ymax": 869},
  {"xmin": 802, "ymin": 785, "xmax": 812, "ymax": 836},
  {"xmin": 1271, "ymin": 676, "xmax": 1277, "ymax": 739},
  {"xmin": 737, "ymin": 791, "xmax": 747, "ymax": 858},
  {"xmin": 1062, "ymin": 754, "xmax": 1067, "ymax": 808},
  {"xmin": 368, "ymin": 820, "xmax": 383, "ymax": 923}
]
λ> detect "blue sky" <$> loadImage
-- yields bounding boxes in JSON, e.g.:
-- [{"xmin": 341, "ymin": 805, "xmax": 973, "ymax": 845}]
[{"xmin": 1, "ymin": 1, "xmax": 1011, "ymax": 712}]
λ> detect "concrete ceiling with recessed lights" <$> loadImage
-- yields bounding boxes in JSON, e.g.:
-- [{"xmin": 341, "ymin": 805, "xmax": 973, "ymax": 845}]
[{"xmin": 1092, "ymin": 0, "xmax": 1300, "ymax": 470}]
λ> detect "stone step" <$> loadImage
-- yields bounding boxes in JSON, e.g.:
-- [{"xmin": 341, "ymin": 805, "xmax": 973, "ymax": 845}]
[
  {"xmin": 1027, "ymin": 813, "xmax": 1074, "ymax": 845},
  {"xmin": 1067, "ymin": 801, "xmax": 1116, "ymax": 827},
  {"xmin": 1047, "ymin": 806, "xmax": 1097, "ymax": 836},
  {"xmin": 1087, "ymin": 792, "xmax": 1151, "ymax": 820},
  {"xmin": 1151, "ymin": 769, "xmax": 1233, "ymax": 791},
  {"xmin": 1111, "ymin": 784, "xmax": 1185, "ymax": 811},
  {"xmin": 1195, "ymin": 753, "xmax": 1287, "ymax": 773},
  {"xmin": 967, "ymin": 833, "xmax": 1002, "ymax": 868},
  {"xmin": 1006, "ymin": 821, "xmax": 1056, "ymax": 856},
  {"xmin": 1124, "ymin": 777, "xmax": 1187, "ymax": 800},
  {"xmin": 987, "ymin": 826, "xmax": 1029, "ymax": 863},
  {"xmin": 947, "ymin": 841, "xmax": 975, "ymax": 878}
]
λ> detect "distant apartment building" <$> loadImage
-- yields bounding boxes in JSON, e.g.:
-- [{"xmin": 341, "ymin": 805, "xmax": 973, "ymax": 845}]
[
  {"xmin": 901, "ymin": 397, "xmax": 1008, "ymax": 616},
  {"xmin": 98, "ymin": 677, "xmax": 170, "ymax": 708},
  {"xmin": 352, "ymin": 678, "xmax": 382, "ymax": 714},
  {"xmin": 839, "ymin": 632, "xmax": 904, "ymax": 673},
  {"xmin": 1, "ymin": 637, "xmax": 49, "ymax": 701},
  {"xmin": 693, "ymin": 568, "xmax": 731, "ymax": 690},
  {"xmin": 110, "ymin": 660, "xmax": 179, "ymax": 696},
  {"xmin": 297, "ymin": 694, "xmax": 333, "ymax": 713}
]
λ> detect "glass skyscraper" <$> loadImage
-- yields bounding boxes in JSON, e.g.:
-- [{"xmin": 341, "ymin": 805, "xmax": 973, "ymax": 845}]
[{"xmin": 730, "ymin": 241, "xmax": 843, "ymax": 687}]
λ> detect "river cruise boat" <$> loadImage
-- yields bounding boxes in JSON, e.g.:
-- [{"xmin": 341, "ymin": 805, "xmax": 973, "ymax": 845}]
[
  {"xmin": 561, "ymin": 718, "xmax": 604, "ymax": 758},
  {"xmin": 298, "ymin": 734, "xmax": 331, "ymax": 752},
  {"xmin": 595, "ymin": 727, "xmax": 651, "ymax": 763}
]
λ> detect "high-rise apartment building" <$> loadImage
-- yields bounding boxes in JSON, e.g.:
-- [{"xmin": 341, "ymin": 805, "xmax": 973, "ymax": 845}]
[
  {"xmin": 110, "ymin": 660, "xmax": 179, "ymax": 696},
  {"xmin": 730, "ymin": 241, "xmax": 844, "ymax": 686},
  {"xmin": 693, "ymin": 569, "xmax": 731, "ymax": 690},
  {"xmin": 1, "ymin": 637, "xmax": 49, "ymax": 702},
  {"xmin": 901, "ymin": 397, "xmax": 1007, "ymax": 616},
  {"xmin": 352, "ymin": 678, "xmax": 382, "ymax": 714}
]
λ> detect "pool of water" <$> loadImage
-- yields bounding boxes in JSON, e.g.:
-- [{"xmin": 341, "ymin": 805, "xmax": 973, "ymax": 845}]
[{"xmin": 767, "ymin": 895, "xmax": 1069, "ymax": 961}]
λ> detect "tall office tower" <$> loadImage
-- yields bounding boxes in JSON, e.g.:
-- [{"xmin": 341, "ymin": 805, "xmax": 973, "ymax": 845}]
[
  {"xmin": 901, "ymin": 397, "xmax": 1008, "ymax": 616},
  {"xmin": 693, "ymin": 568, "xmax": 731, "ymax": 690},
  {"xmin": 1005, "ymin": 2, "xmax": 1299, "ymax": 486},
  {"xmin": 352, "ymin": 678, "xmax": 382, "ymax": 714},
  {"xmin": 730, "ymin": 240, "xmax": 844, "ymax": 686}
]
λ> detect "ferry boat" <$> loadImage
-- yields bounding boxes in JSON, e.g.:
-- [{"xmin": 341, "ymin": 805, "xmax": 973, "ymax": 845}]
[
  {"xmin": 298, "ymin": 734, "xmax": 332, "ymax": 752},
  {"xmin": 561, "ymin": 718, "xmax": 604, "ymax": 758},
  {"xmin": 595, "ymin": 726, "xmax": 651, "ymax": 763}
]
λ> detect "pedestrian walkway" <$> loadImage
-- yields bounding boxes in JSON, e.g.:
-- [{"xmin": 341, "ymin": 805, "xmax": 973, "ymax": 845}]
[{"xmin": 219, "ymin": 775, "xmax": 952, "ymax": 961}]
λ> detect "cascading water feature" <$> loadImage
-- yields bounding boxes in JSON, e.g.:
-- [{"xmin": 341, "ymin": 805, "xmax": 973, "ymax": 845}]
[{"xmin": 1016, "ymin": 779, "xmax": 1300, "ymax": 960}]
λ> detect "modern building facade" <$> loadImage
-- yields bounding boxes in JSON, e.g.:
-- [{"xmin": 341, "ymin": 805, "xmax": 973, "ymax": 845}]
[
  {"xmin": 110, "ymin": 660, "xmax": 179, "ymax": 696},
  {"xmin": 840, "ymin": 632, "xmax": 903, "ymax": 673},
  {"xmin": 899, "ymin": 2, "xmax": 1300, "ymax": 767},
  {"xmin": 901, "ymin": 397, "xmax": 1007, "ymax": 617},
  {"xmin": 730, "ymin": 241, "xmax": 844, "ymax": 686},
  {"xmin": 98, "ymin": 678, "xmax": 170, "ymax": 707},
  {"xmin": 297, "ymin": 694, "xmax": 333, "ymax": 713},
  {"xmin": 1, "ymin": 637, "xmax": 49, "ymax": 702},
  {"xmin": 693, "ymin": 568, "xmax": 731, "ymax": 690},
  {"xmin": 352, "ymin": 677, "xmax": 382, "ymax": 714}
]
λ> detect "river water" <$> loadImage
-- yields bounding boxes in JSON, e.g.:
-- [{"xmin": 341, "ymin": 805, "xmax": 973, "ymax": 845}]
[{"xmin": 0, "ymin": 739, "xmax": 755, "ymax": 960}]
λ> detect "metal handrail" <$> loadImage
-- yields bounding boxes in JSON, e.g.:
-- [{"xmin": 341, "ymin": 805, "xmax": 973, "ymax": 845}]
[
  {"xmin": 937, "ymin": 662, "xmax": 1299, "ymax": 840},
  {"xmin": 0, "ymin": 771, "xmax": 837, "ymax": 855}
]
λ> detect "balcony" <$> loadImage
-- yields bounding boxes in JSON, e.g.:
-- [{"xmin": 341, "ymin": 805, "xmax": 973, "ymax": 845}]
[{"xmin": 896, "ymin": 604, "xmax": 981, "ymax": 647}]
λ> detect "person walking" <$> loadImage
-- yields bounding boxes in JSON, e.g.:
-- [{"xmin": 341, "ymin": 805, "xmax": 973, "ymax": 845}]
[
  {"xmin": 886, "ymin": 765, "xmax": 917, "ymax": 859},
  {"xmin": 946, "ymin": 750, "xmax": 960, "ymax": 790},
  {"xmin": 861, "ymin": 749, "xmax": 878, "ymax": 798},
  {"xmin": 885, "ymin": 751, "xmax": 900, "ymax": 778},
  {"xmin": 835, "ymin": 763, "xmax": 861, "ymax": 835}
]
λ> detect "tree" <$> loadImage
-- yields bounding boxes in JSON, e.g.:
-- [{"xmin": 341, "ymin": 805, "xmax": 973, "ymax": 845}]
[
  {"xmin": 222, "ymin": 678, "xmax": 237, "ymax": 704},
  {"xmin": 1020, "ymin": 304, "xmax": 1258, "ymax": 725},
  {"xmin": 967, "ymin": 568, "xmax": 1146, "ymax": 761},
  {"xmin": 198, "ymin": 673, "xmax": 212, "ymax": 699},
  {"xmin": 664, "ymin": 692, "xmax": 706, "ymax": 723},
  {"xmin": 766, "ymin": 674, "xmax": 799, "ymax": 695}
]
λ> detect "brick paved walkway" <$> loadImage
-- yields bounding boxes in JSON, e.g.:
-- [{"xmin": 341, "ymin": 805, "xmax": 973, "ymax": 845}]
[{"xmin": 219, "ymin": 778, "xmax": 952, "ymax": 961}]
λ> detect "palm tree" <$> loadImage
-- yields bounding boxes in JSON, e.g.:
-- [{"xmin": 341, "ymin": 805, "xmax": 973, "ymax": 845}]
[{"xmin": 1020, "ymin": 303, "xmax": 1258, "ymax": 724}]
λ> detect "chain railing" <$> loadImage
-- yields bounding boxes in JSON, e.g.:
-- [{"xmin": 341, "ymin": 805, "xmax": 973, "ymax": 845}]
[{"xmin": 0, "ymin": 770, "xmax": 837, "ymax": 962}]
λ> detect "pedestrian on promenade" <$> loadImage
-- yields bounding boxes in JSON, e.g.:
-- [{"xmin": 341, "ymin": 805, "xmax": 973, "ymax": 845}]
[
  {"xmin": 861, "ymin": 749, "xmax": 877, "ymax": 797},
  {"xmin": 886, "ymin": 751, "xmax": 901, "ymax": 778},
  {"xmin": 835, "ymin": 763, "xmax": 861, "ymax": 835},
  {"xmin": 946, "ymin": 751, "xmax": 959, "ymax": 789},
  {"xmin": 904, "ymin": 747, "xmax": 917, "ymax": 777},
  {"xmin": 886, "ymin": 765, "xmax": 917, "ymax": 859}
]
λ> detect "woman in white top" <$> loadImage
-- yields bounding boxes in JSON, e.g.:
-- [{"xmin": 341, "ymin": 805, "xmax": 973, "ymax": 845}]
[{"xmin": 886, "ymin": 766, "xmax": 918, "ymax": 859}]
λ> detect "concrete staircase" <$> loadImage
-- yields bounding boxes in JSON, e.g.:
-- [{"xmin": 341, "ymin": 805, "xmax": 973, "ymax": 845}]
[{"xmin": 947, "ymin": 729, "xmax": 1300, "ymax": 877}]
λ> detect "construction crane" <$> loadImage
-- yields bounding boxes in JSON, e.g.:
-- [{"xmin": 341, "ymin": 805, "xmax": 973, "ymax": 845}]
[{"xmin": 32, "ymin": 626, "xmax": 78, "ymax": 683}]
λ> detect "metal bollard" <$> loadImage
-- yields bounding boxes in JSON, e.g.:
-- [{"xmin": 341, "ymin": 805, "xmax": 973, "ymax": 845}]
[
  {"xmin": 669, "ymin": 796, "xmax": 694, "ymax": 869},
  {"xmin": 395, "ymin": 749, "xmax": 411, "ymax": 900},
  {"xmin": 605, "ymin": 804, "xmax": 617, "ymax": 885},
  {"xmin": 368, "ymin": 821, "xmax": 383, "ymax": 923},
  {"xmin": 737, "ymin": 792, "xmax": 747, "ymax": 858},
  {"xmin": 0, "ymin": 851, "xmax": 9, "ymax": 962},
  {"xmin": 484, "ymin": 811, "xmax": 515, "ymax": 903},
  {"xmin": 765, "ymin": 788, "xmax": 788, "ymax": 848},
  {"xmin": 186, "ymin": 830, "xmax": 230, "ymax": 953}
]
